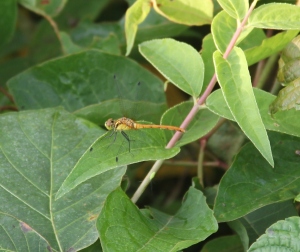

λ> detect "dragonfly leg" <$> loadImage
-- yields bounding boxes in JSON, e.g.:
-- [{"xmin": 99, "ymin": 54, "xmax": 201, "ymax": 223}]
[{"xmin": 121, "ymin": 131, "xmax": 131, "ymax": 152}]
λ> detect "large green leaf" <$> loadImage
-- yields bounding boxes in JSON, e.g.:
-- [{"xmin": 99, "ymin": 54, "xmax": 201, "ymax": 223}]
[
  {"xmin": 248, "ymin": 3, "xmax": 300, "ymax": 30},
  {"xmin": 248, "ymin": 217, "xmax": 300, "ymax": 251},
  {"xmin": 0, "ymin": 0, "xmax": 17, "ymax": 48},
  {"xmin": 7, "ymin": 50, "xmax": 166, "ymax": 118},
  {"xmin": 214, "ymin": 132, "xmax": 300, "ymax": 222},
  {"xmin": 56, "ymin": 124, "xmax": 180, "ymax": 199},
  {"xmin": 97, "ymin": 187, "xmax": 218, "ymax": 251},
  {"xmin": 139, "ymin": 38, "xmax": 204, "ymax": 97},
  {"xmin": 206, "ymin": 88, "xmax": 300, "ymax": 138},
  {"xmin": 213, "ymin": 47, "xmax": 273, "ymax": 167},
  {"xmin": 0, "ymin": 107, "xmax": 126, "ymax": 250}
]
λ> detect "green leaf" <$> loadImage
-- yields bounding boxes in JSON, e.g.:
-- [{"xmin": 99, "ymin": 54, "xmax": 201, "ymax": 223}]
[
  {"xmin": 139, "ymin": 38, "xmax": 204, "ymax": 97},
  {"xmin": 248, "ymin": 217, "xmax": 300, "ymax": 251},
  {"xmin": 97, "ymin": 187, "xmax": 218, "ymax": 251},
  {"xmin": 200, "ymin": 235, "xmax": 244, "ymax": 252},
  {"xmin": 206, "ymin": 88, "xmax": 300, "ymax": 138},
  {"xmin": 19, "ymin": 0, "xmax": 67, "ymax": 17},
  {"xmin": 212, "ymin": 11, "xmax": 253, "ymax": 53},
  {"xmin": 7, "ymin": 50, "xmax": 166, "ymax": 113},
  {"xmin": 161, "ymin": 101, "xmax": 219, "ymax": 147},
  {"xmin": 230, "ymin": 200, "xmax": 297, "ymax": 248},
  {"xmin": 218, "ymin": 0, "xmax": 248, "ymax": 20},
  {"xmin": 152, "ymin": 0, "xmax": 213, "ymax": 26},
  {"xmin": 125, "ymin": 0, "xmax": 151, "ymax": 56},
  {"xmin": 213, "ymin": 47, "xmax": 274, "ymax": 167},
  {"xmin": 0, "ymin": 107, "xmax": 126, "ymax": 250},
  {"xmin": 0, "ymin": 0, "xmax": 17, "ymax": 47},
  {"xmin": 248, "ymin": 3, "xmax": 300, "ymax": 29},
  {"xmin": 214, "ymin": 132, "xmax": 300, "ymax": 222},
  {"xmin": 269, "ymin": 78, "xmax": 300, "ymax": 114},
  {"xmin": 245, "ymin": 30, "xmax": 298, "ymax": 66},
  {"xmin": 56, "ymin": 125, "xmax": 180, "ymax": 199}
]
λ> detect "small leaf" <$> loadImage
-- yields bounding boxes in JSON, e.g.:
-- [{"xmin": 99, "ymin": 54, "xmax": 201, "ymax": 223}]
[
  {"xmin": 248, "ymin": 3, "xmax": 300, "ymax": 30},
  {"xmin": 152, "ymin": 0, "xmax": 213, "ymax": 26},
  {"xmin": 248, "ymin": 217, "xmax": 300, "ymax": 251},
  {"xmin": 139, "ymin": 38, "xmax": 204, "ymax": 97},
  {"xmin": 214, "ymin": 132, "xmax": 300, "ymax": 222},
  {"xmin": 97, "ymin": 187, "xmax": 218, "ymax": 251},
  {"xmin": 161, "ymin": 101, "xmax": 219, "ymax": 147},
  {"xmin": 218, "ymin": 0, "xmax": 248, "ymax": 20},
  {"xmin": 206, "ymin": 88, "xmax": 300, "ymax": 138},
  {"xmin": 213, "ymin": 47, "xmax": 273, "ymax": 167},
  {"xmin": 269, "ymin": 78, "xmax": 300, "ymax": 114},
  {"xmin": 125, "ymin": 0, "xmax": 151, "ymax": 56}
]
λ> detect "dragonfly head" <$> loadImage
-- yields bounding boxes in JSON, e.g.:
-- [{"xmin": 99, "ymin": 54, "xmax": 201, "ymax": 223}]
[{"xmin": 105, "ymin": 118, "xmax": 115, "ymax": 130}]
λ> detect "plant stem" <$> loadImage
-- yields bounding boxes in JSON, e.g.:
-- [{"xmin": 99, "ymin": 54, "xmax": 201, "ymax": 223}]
[{"xmin": 131, "ymin": 0, "xmax": 259, "ymax": 203}]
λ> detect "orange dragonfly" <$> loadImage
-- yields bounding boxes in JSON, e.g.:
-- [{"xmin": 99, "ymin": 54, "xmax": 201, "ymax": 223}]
[{"xmin": 104, "ymin": 75, "xmax": 185, "ymax": 161}]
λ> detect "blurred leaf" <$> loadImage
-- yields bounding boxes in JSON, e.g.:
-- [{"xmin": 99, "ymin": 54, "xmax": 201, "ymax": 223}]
[
  {"xmin": 213, "ymin": 47, "xmax": 273, "ymax": 167},
  {"xmin": 152, "ymin": 0, "xmax": 213, "ymax": 26},
  {"xmin": 200, "ymin": 235, "xmax": 244, "ymax": 252},
  {"xmin": 245, "ymin": 30, "xmax": 298, "ymax": 66},
  {"xmin": 56, "ymin": 126, "xmax": 180, "ymax": 199},
  {"xmin": 218, "ymin": 0, "xmax": 248, "ymax": 20},
  {"xmin": 227, "ymin": 220, "xmax": 249, "ymax": 251},
  {"xmin": 231, "ymin": 200, "xmax": 297, "ymax": 248},
  {"xmin": 161, "ymin": 101, "xmax": 220, "ymax": 147},
  {"xmin": 55, "ymin": 0, "xmax": 110, "ymax": 29},
  {"xmin": 125, "ymin": 0, "xmax": 151, "ymax": 55},
  {"xmin": 0, "ymin": 0, "xmax": 17, "ymax": 47},
  {"xmin": 19, "ymin": 0, "xmax": 67, "ymax": 17},
  {"xmin": 206, "ymin": 88, "xmax": 300, "ymax": 138},
  {"xmin": 0, "ymin": 107, "xmax": 126, "ymax": 250},
  {"xmin": 277, "ymin": 35, "xmax": 300, "ymax": 83},
  {"xmin": 139, "ymin": 38, "xmax": 204, "ymax": 97},
  {"xmin": 207, "ymin": 121, "xmax": 245, "ymax": 164},
  {"xmin": 248, "ymin": 217, "xmax": 300, "ymax": 251},
  {"xmin": 97, "ymin": 187, "xmax": 218, "ymax": 251},
  {"xmin": 269, "ymin": 78, "xmax": 300, "ymax": 114},
  {"xmin": 7, "ymin": 50, "xmax": 166, "ymax": 113},
  {"xmin": 248, "ymin": 3, "xmax": 300, "ymax": 30},
  {"xmin": 214, "ymin": 132, "xmax": 300, "ymax": 222}
]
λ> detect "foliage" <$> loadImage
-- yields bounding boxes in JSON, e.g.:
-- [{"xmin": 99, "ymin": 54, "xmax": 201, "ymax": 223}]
[{"xmin": 0, "ymin": 0, "xmax": 300, "ymax": 251}]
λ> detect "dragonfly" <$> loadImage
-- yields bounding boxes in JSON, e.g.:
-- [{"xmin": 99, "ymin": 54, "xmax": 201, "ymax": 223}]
[{"xmin": 104, "ymin": 75, "xmax": 185, "ymax": 161}]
